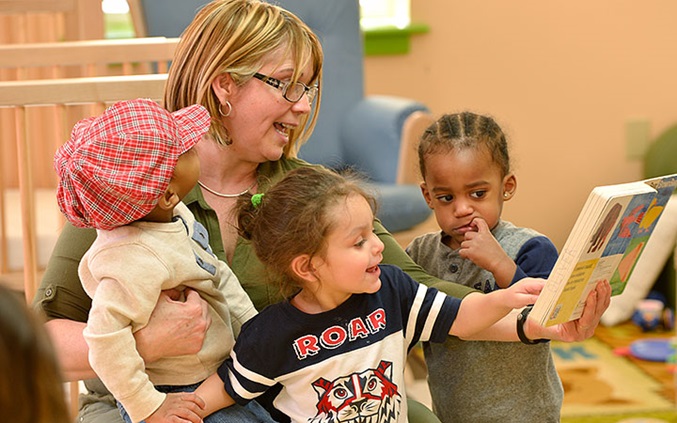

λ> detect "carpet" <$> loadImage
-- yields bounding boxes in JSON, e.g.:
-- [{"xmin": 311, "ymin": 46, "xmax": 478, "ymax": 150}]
[{"xmin": 553, "ymin": 337, "xmax": 674, "ymax": 418}]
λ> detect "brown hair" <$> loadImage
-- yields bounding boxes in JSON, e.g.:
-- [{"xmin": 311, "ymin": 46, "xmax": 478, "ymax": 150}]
[
  {"xmin": 0, "ymin": 286, "xmax": 70, "ymax": 423},
  {"xmin": 164, "ymin": 0, "xmax": 323, "ymax": 156},
  {"xmin": 418, "ymin": 112, "xmax": 511, "ymax": 179},
  {"xmin": 236, "ymin": 167, "xmax": 377, "ymax": 297}
]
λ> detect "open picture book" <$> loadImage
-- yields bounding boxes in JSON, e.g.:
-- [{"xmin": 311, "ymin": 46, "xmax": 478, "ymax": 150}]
[{"xmin": 531, "ymin": 173, "xmax": 677, "ymax": 327}]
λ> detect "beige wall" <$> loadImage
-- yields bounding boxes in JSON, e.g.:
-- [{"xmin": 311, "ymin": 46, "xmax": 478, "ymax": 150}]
[{"xmin": 364, "ymin": 1, "xmax": 677, "ymax": 249}]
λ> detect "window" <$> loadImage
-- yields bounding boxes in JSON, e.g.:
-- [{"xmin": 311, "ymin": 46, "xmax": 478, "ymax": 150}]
[
  {"xmin": 101, "ymin": 0, "xmax": 129, "ymax": 14},
  {"xmin": 359, "ymin": 0, "xmax": 426, "ymax": 56},
  {"xmin": 360, "ymin": 0, "xmax": 410, "ymax": 30},
  {"xmin": 102, "ymin": 0, "xmax": 134, "ymax": 38}
]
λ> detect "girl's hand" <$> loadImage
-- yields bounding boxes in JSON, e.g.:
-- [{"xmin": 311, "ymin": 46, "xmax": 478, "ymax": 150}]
[
  {"xmin": 460, "ymin": 218, "xmax": 516, "ymax": 287},
  {"xmin": 502, "ymin": 277, "xmax": 544, "ymax": 309},
  {"xmin": 451, "ymin": 278, "xmax": 543, "ymax": 339},
  {"xmin": 145, "ymin": 393, "xmax": 206, "ymax": 423},
  {"xmin": 135, "ymin": 289, "xmax": 211, "ymax": 363}
]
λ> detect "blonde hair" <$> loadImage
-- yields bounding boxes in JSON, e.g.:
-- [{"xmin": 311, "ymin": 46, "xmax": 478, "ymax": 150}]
[
  {"xmin": 164, "ymin": 0, "xmax": 323, "ymax": 156},
  {"xmin": 0, "ymin": 287, "xmax": 70, "ymax": 423}
]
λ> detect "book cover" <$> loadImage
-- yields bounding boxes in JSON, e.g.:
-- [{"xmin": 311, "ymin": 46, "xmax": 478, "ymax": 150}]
[{"xmin": 531, "ymin": 173, "xmax": 677, "ymax": 327}]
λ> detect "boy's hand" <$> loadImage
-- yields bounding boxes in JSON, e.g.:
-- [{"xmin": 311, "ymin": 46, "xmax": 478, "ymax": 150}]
[
  {"xmin": 460, "ymin": 218, "xmax": 516, "ymax": 287},
  {"xmin": 145, "ymin": 392, "xmax": 206, "ymax": 423}
]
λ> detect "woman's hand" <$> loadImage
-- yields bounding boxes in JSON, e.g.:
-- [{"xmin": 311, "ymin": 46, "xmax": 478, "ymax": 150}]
[
  {"xmin": 135, "ymin": 289, "xmax": 211, "ymax": 363},
  {"xmin": 525, "ymin": 279, "xmax": 611, "ymax": 342},
  {"xmin": 145, "ymin": 392, "xmax": 206, "ymax": 423}
]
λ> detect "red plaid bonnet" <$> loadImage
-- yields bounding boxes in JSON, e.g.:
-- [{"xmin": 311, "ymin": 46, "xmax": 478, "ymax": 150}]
[{"xmin": 54, "ymin": 98, "xmax": 210, "ymax": 230}]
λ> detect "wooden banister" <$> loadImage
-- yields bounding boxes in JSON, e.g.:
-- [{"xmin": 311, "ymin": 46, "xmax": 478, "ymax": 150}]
[
  {"xmin": 0, "ymin": 74, "xmax": 168, "ymax": 107},
  {"xmin": 0, "ymin": 37, "xmax": 179, "ymax": 72}
]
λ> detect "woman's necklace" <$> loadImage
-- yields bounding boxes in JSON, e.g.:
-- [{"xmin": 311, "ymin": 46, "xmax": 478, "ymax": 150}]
[{"xmin": 197, "ymin": 180, "xmax": 256, "ymax": 198}]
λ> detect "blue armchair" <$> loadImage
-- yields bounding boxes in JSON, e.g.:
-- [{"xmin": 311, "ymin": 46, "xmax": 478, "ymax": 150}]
[{"xmin": 138, "ymin": 0, "xmax": 433, "ymax": 232}]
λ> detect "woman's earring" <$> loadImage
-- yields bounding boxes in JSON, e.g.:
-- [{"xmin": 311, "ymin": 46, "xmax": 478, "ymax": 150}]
[
  {"xmin": 218, "ymin": 100, "xmax": 232, "ymax": 117},
  {"xmin": 504, "ymin": 193, "xmax": 509, "ymax": 198}
]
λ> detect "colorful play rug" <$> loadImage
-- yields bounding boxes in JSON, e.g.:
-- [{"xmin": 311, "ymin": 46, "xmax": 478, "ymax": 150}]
[{"xmin": 553, "ymin": 337, "xmax": 674, "ymax": 418}]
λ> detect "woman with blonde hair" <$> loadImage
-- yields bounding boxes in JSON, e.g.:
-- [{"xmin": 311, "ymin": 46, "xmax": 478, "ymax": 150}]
[{"xmin": 34, "ymin": 1, "xmax": 610, "ymax": 422}]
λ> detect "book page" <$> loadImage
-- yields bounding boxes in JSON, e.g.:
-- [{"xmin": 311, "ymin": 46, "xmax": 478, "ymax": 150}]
[
  {"xmin": 532, "ymin": 174, "xmax": 677, "ymax": 326},
  {"xmin": 536, "ymin": 187, "xmax": 653, "ymax": 326}
]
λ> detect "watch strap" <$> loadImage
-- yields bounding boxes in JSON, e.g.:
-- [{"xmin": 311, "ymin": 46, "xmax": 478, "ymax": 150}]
[{"xmin": 517, "ymin": 305, "xmax": 549, "ymax": 345}]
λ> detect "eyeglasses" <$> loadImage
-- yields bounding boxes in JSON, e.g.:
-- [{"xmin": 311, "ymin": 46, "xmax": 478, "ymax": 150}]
[{"xmin": 252, "ymin": 72, "xmax": 318, "ymax": 103}]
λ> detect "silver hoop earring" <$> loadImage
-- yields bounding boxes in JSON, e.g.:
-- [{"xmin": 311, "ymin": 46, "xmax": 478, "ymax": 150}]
[{"xmin": 218, "ymin": 101, "xmax": 232, "ymax": 117}]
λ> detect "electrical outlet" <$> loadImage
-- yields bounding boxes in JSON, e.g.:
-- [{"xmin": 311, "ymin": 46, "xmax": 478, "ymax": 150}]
[{"xmin": 625, "ymin": 119, "xmax": 651, "ymax": 160}]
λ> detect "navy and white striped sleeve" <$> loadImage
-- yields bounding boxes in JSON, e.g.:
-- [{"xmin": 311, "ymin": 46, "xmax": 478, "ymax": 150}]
[
  {"xmin": 381, "ymin": 265, "xmax": 461, "ymax": 347},
  {"xmin": 217, "ymin": 351, "xmax": 274, "ymax": 405}
]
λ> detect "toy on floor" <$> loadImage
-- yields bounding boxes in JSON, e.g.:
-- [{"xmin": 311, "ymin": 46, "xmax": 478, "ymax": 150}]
[
  {"xmin": 628, "ymin": 339, "xmax": 673, "ymax": 362},
  {"xmin": 615, "ymin": 337, "xmax": 676, "ymax": 369},
  {"xmin": 631, "ymin": 292, "xmax": 674, "ymax": 332}
]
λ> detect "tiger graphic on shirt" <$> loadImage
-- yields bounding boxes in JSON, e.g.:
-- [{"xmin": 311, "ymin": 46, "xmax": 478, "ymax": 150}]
[{"xmin": 309, "ymin": 360, "xmax": 401, "ymax": 423}]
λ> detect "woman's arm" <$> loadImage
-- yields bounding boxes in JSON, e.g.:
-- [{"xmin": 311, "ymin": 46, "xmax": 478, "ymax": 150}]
[
  {"xmin": 45, "ymin": 319, "xmax": 93, "ymax": 380},
  {"xmin": 35, "ymin": 223, "xmax": 212, "ymax": 381},
  {"xmin": 45, "ymin": 289, "xmax": 211, "ymax": 381}
]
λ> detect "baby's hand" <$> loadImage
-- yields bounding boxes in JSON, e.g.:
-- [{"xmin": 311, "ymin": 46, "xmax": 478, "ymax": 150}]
[
  {"xmin": 502, "ymin": 277, "xmax": 544, "ymax": 309},
  {"xmin": 145, "ymin": 392, "xmax": 205, "ymax": 423},
  {"xmin": 460, "ymin": 218, "xmax": 515, "ymax": 287}
]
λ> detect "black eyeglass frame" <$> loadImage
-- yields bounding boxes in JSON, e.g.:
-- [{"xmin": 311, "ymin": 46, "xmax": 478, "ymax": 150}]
[{"xmin": 252, "ymin": 72, "xmax": 318, "ymax": 103}]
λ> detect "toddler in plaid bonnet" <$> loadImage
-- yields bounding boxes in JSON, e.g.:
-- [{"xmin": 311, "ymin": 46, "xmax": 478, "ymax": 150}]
[{"xmin": 54, "ymin": 98, "xmax": 210, "ymax": 230}]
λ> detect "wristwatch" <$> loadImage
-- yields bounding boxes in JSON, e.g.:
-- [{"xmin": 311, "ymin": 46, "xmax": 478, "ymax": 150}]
[{"xmin": 516, "ymin": 305, "xmax": 549, "ymax": 345}]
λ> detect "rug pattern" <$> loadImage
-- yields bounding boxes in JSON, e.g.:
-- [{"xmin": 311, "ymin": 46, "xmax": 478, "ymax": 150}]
[{"xmin": 553, "ymin": 337, "xmax": 673, "ymax": 417}]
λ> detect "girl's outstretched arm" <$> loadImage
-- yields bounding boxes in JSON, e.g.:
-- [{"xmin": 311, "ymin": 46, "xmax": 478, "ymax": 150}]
[{"xmin": 449, "ymin": 278, "xmax": 544, "ymax": 338}]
